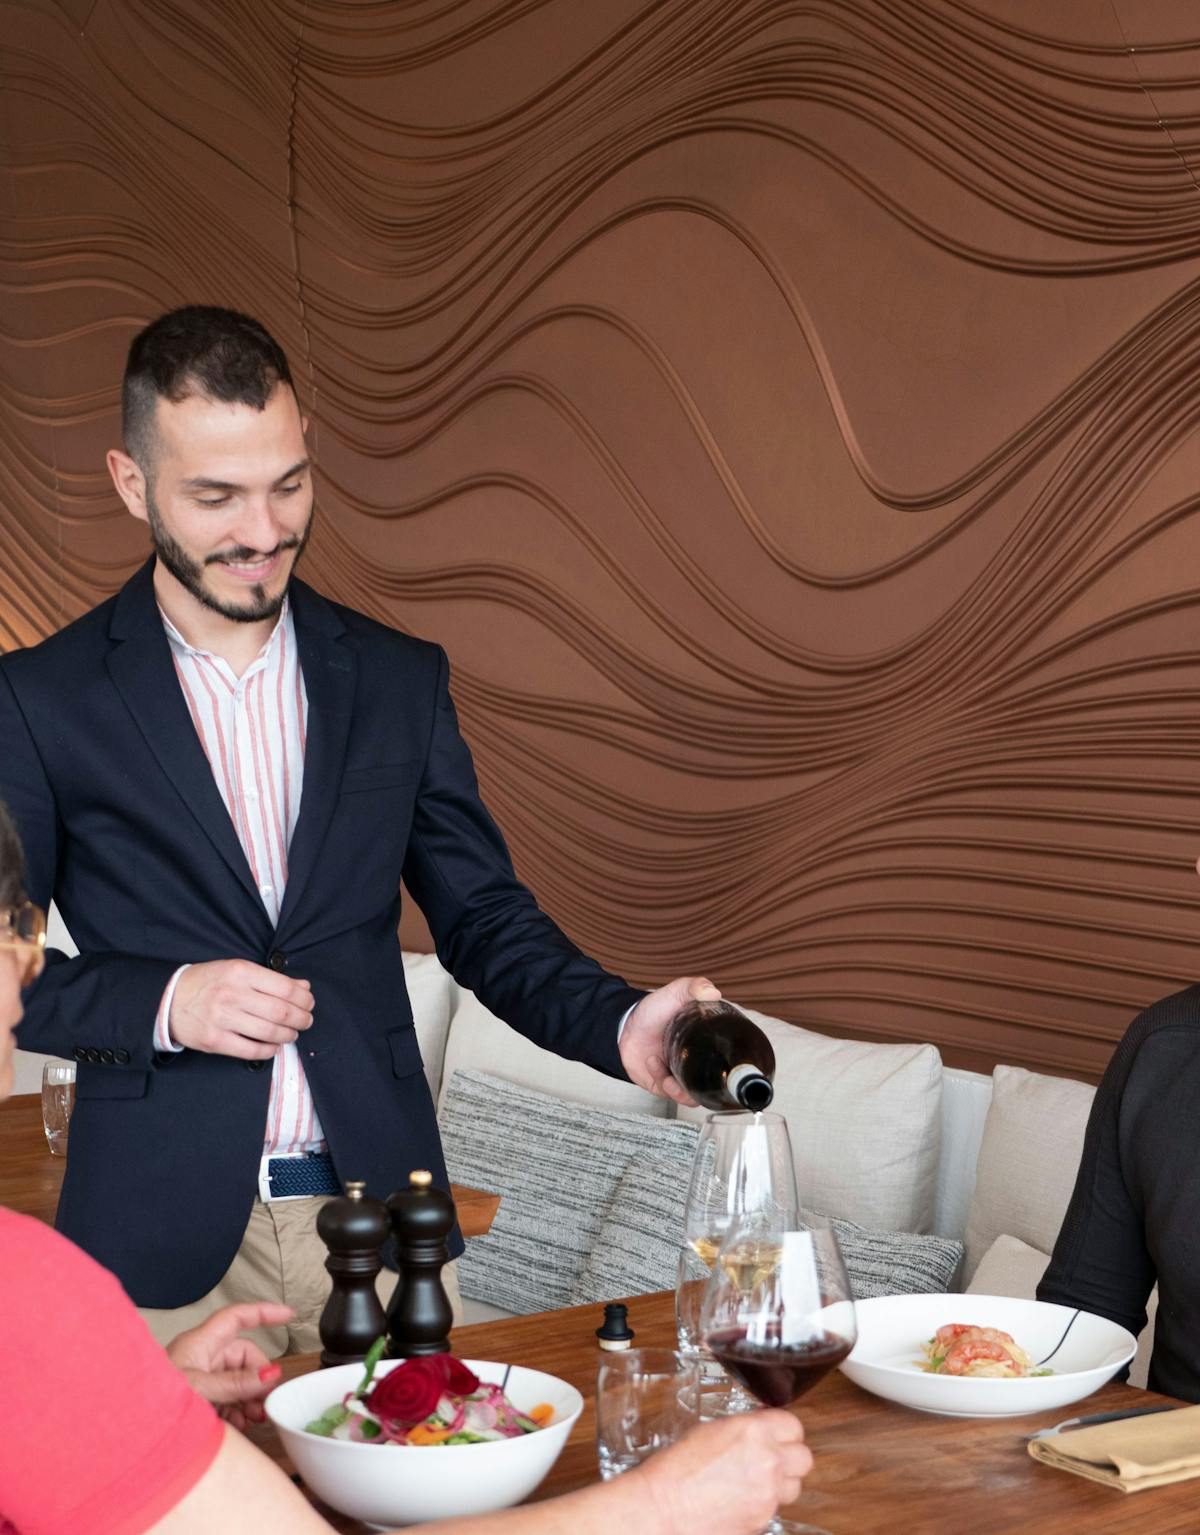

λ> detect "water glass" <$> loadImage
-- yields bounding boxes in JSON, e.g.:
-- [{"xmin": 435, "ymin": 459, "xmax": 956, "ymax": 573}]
[
  {"xmin": 42, "ymin": 1061, "xmax": 75, "ymax": 1156},
  {"xmin": 595, "ymin": 1348, "xmax": 701, "ymax": 1480}
]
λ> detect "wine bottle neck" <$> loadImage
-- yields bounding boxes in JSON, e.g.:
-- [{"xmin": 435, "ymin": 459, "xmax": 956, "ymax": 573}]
[{"xmin": 727, "ymin": 1062, "xmax": 774, "ymax": 1110}]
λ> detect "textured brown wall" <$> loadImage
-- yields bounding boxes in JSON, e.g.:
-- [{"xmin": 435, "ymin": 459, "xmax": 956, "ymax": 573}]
[{"xmin": 2, "ymin": 0, "xmax": 1198, "ymax": 1080}]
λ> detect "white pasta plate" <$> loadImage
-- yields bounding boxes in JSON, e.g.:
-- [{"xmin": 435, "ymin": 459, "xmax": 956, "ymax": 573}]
[{"xmin": 840, "ymin": 1294, "xmax": 1137, "ymax": 1418}]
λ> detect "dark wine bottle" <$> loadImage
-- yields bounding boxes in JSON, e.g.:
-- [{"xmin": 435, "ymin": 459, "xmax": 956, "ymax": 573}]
[{"xmin": 664, "ymin": 999, "xmax": 775, "ymax": 1111}]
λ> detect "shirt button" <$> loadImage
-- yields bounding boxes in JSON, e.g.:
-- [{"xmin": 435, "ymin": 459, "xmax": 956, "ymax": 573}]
[
  {"xmin": 260, "ymin": 884, "xmax": 274, "ymax": 898},
  {"xmin": 246, "ymin": 788, "xmax": 259, "ymax": 801}
]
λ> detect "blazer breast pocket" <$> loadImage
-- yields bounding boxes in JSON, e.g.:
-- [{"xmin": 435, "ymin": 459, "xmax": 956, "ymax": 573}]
[{"xmin": 340, "ymin": 760, "xmax": 419, "ymax": 795}]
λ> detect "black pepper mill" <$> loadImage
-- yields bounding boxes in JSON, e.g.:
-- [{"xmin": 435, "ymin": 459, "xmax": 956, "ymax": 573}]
[
  {"xmin": 385, "ymin": 1169, "xmax": 455, "ymax": 1357},
  {"xmin": 316, "ymin": 1180, "xmax": 391, "ymax": 1367}
]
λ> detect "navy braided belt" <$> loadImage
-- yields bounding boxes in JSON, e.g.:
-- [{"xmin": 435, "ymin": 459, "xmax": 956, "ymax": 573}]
[{"xmin": 261, "ymin": 1152, "xmax": 341, "ymax": 1201}]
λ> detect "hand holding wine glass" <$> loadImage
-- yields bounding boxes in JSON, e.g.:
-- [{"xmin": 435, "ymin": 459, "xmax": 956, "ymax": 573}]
[{"xmin": 701, "ymin": 1211, "xmax": 857, "ymax": 1535}]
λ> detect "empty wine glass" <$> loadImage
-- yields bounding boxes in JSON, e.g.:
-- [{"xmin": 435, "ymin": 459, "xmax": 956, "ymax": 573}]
[
  {"xmin": 701, "ymin": 1211, "xmax": 857, "ymax": 1535},
  {"xmin": 678, "ymin": 1111, "xmax": 799, "ymax": 1414}
]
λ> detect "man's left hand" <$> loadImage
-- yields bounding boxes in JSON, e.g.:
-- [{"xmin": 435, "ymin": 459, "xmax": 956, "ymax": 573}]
[
  {"xmin": 618, "ymin": 976, "xmax": 722, "ymax": 1104},
  {"xmin": 166, "ymin": 1301, "xmax": 294, "ymax": 1430}
]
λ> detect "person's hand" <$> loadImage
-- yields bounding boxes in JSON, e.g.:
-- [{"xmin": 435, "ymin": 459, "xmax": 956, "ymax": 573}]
[
  {"xmin": 169, "ymin": 959, "xmax": 314, "ymax": 1060},
  {"xmin": 166, "ymin": 1302, "xmax": 295, "ymax": 1430},
  {"xmin": 617, "ymin": 976, "xmax": 722, "ymax": 1105},
  {"xmin": 630, "ymin": 1411, "xmax": 812, "ymax": 1535}
]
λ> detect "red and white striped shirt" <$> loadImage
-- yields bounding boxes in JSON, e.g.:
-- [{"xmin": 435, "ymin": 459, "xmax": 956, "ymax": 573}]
[{"xmin": 153, "ymin": 600, "xmax": 325, "ymax": 1155}]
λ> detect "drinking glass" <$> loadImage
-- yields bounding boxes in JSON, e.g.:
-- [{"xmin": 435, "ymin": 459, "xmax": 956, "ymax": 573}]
[
  {"xmin": 701, "ymin": 1212, "xmax": 857, "ymax": 1535},
  {"xmin": 595, "ymin": 1348, "xmax": 701, "ymax": 1480},
  {"xmin": 42, "ymin": 1061, "xmax": 75, "ymax": 1156},
  {"xmin": 678, "ymin": 1111, "xmax": 799, "ymax": 1412}
]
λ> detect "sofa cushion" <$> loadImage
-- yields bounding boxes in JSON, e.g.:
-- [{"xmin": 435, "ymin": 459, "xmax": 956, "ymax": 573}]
[
  {"xmin": 963, "ymin": 1066, "xmax": 1095, "ymax": 1283},
  {"xmin": 402, "ymin": 950, "xmax": 455, "ymax": 1103},
  {"xmin": 568, "ymin": 1162, "xmax": 962, "ymax": 1307},
  {"xmin": 966, "ymin": 1232, "xmax": 1157, "ymax": 1392},
  {"xmin": 439, "ymin": 1069, "xmax": 698, "ymax": 1314},
  {"xmin": 438, "ymin": 989, "xmax": 669, "ymax": 1117},
  {"xmin": 677, "ymin": 1006, "xmax": 943, "ymax": 1232}
]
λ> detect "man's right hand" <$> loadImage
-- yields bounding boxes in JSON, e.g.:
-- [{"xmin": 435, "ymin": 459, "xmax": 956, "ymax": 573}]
[
  {"xmin": 631, "ymin": 1411, "xmax": 812, "ymax": 1535},
  {"xmin": 168, "ymin": 960, "xmax": 314, "ymax": 1060}
]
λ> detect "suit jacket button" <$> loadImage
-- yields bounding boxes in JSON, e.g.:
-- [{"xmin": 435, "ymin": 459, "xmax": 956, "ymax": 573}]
[
  {"xmin": 73, "ymin": 1046, "xmax": 87, "ymax": 1062},
  {"xmin": 246, "ymin": 1060, "xmax": 268, "ymax": 1072},
  {"xmin": 268, "ymin": 950, "xmax": 287, "ymax": 972},
  {"xmin": 100, "ymin": 1048, "xmax": 115, "ymax": 1064},
  {"xmin": 115, "ymin": 1048, "xmax": 130, "ymax": 1065},
  {"xmin": 86, "ymin": 1047, "xmax": 101, "ymax": 1064}
]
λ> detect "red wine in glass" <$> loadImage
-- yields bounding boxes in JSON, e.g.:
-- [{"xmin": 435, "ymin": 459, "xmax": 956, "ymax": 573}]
[{"xmin": 706, "ymin": 1324, "xmax": 853, "ymax": 1409}]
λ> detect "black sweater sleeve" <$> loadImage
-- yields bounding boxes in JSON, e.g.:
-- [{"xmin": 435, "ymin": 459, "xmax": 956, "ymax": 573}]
[{"xmin": 1036, "ymin": 1013, "xmax": 1158, "ymax": 1341}]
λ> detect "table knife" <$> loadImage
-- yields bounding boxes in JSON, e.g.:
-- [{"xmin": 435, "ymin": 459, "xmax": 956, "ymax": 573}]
[{"xmin": 1024, "ymin": 1404, "xmax": 1177, "ymax": 1441}]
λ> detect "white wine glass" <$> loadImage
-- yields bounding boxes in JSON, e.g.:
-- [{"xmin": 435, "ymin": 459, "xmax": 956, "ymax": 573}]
[
  {"xmin": 701, "ymin": 1211, "xmax": 857, "ymax": 1535},
  {"xmin": 678, "ymin": 1111, "xmax": 799, "ymax": 1413}
]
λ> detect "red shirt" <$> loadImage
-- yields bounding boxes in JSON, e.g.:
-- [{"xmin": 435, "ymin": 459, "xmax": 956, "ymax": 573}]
[{"xmin": 0, "ymin": 1209, "xmax": 223, "ymax": 1535}]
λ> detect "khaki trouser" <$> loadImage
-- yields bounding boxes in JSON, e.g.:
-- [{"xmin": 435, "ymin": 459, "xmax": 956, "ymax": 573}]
[{"xmin": 138, "ymin": 1195, "xmax": 462, "ymax": 1356}]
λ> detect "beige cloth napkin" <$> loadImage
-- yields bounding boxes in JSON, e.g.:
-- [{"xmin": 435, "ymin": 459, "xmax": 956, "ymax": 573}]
[{"xmin": 1028, "ymin": 1404, "xmax": 1200, "ymax": 1492}]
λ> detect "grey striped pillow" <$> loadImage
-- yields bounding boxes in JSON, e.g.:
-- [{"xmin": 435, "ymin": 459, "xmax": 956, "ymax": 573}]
[
  {"xmin": 439, "ymin": 1068, "xmax": 700, "ymax": 1314},
  {"xmin": 568, "ymin": 1166, "xmax": 963, "ymax": 1305}
]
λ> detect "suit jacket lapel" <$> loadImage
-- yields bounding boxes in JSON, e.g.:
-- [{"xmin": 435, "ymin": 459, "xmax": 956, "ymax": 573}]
[
  {"xmin": 275, "ymin": 579, "xmax": 357, "ymax": 937},
  {"xmin": 105, "ymin": 560, "xmax": 263, "ymax": 910}
]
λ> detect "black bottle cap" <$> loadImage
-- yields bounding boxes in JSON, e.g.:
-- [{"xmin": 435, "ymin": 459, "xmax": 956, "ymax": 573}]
[{"xmin": 596, "ymin": 1302, "xmax": 635, "ymax": 1350}]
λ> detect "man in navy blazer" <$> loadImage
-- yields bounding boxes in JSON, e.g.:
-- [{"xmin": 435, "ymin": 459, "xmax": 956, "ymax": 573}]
[{"xmin": 0, "ymin": 307, "xmax": 714, "ymax": 1348}]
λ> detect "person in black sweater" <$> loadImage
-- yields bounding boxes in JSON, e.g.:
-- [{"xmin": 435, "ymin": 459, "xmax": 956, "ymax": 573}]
[{"xmin": 1037, "ymin": 984, "xmax": 1200, "ymax": 1402}]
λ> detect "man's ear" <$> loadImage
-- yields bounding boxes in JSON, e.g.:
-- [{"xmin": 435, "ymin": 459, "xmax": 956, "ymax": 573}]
[{"xmin": 107, "ymin": 449, "xmax": 149, "ymax": 523}]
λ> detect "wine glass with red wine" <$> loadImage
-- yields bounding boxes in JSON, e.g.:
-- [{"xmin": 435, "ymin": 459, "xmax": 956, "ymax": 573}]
[
  {"xmin": 701, "ymin": 1211, "xmax": 857, "ymax": 1535},
  {"xmin": 679, "ymin": 1112, "xmax": 800, "ymax": 1415}
]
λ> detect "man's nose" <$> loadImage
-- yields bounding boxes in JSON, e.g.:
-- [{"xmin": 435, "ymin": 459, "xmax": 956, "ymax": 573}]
[{"xmin": 232, "ymin": 496, "xmax": 285, "ymax": 552}]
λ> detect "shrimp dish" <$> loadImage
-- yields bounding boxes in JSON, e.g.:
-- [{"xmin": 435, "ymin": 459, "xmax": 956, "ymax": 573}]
[{"xmin": 918, "ymin": 1323, "xmax": 1047, "ymax": 1379}]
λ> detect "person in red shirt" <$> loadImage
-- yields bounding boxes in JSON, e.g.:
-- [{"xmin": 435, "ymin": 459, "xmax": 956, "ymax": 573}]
[{"xmin": 0, "ymin": 799, "xmax": 812, "ymax": 1535}]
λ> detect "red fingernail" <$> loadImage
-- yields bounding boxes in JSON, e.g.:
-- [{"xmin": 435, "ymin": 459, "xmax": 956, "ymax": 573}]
[{"xmin": 259, "ymin": 1363, "xmax": 282, "ymax": 1382}]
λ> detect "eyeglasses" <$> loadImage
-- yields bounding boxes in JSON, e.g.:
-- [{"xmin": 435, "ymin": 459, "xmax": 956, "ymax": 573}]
[{"xmin": 0, "ymin": 902, "xmax": 46, "ymax": 987}]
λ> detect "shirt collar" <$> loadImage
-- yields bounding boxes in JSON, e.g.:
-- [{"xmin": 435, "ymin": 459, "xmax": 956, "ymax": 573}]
[{"xmin": 158, "ymin": 596, "xmax": 293, "ymax": 676}]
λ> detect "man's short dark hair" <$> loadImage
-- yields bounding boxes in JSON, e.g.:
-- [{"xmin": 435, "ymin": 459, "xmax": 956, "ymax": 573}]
[
  {"xmin": 0, "ymin": 801, "xmax": 27, "ymax": 910},
  {"xmin": 122, "ymin": 306, "xmax": 296, "ymax": 469}
]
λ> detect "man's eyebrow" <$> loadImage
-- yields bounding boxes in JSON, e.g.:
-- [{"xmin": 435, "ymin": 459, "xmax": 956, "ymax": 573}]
[{"xmin": 180, "ymin": 459, "xmax": 311, "ymax": 493}]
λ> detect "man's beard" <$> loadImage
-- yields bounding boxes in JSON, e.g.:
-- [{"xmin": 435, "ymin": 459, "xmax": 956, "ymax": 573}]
[{"xmin": 146, "ymin": 486, "xmax": 311, "ymax": 624}]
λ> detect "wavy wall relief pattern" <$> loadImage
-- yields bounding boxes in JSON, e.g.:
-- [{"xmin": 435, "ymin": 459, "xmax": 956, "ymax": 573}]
[{"xmin": 2, "ymin": 0, "xmax": 1198, "ymax": 1077}]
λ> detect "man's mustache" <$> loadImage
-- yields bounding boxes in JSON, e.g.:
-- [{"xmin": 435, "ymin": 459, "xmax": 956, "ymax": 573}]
[{"xmin": 204, "ymin": 538, "xmax": 302, "ymax": 566}]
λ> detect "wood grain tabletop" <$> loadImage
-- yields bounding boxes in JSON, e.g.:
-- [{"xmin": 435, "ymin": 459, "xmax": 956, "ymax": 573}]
[{"xmin": 263, "ymin": 1289, "xmax": 1200, "ymax": 1534}]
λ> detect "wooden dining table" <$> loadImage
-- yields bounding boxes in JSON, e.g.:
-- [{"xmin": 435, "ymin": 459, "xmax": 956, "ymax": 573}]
[{"xmin": 262, "ymin": 1289, "xmax": 1200, "ymax": 1534}]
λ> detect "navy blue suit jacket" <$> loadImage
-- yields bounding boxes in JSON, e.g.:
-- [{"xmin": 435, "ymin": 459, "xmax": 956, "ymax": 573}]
[{"xmin": 0, "ymin": 560, "xmax": 643, "ymax": 1306}]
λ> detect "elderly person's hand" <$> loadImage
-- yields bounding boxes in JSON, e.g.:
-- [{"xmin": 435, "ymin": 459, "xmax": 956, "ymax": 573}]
[
  {"xmin": 617, "ymin": 976, "xmax": 722, "ymax": 1104},
  {"xmin": 630, "ymin": 1410, "xmax": 812, "ymax": 1535},
  {"xmin": 165, "ymin": 1302, "xmax": 294, "ymax": 1430}
]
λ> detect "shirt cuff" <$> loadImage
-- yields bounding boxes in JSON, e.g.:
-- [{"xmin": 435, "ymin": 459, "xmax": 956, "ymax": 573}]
[
  {"xmin": 617, "ymin": 1001, "xmax": 638, "ymax": 1042},
  {"xmin": 154, "ymin": 965, "xmax": 191, "ymax": 1053}
]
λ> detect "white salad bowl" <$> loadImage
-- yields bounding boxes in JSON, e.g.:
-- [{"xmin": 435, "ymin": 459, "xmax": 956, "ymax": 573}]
[
  {"xmin": 841, "ymin": 1294, "xmax": 1137, "ymax": 1419},
  {"xmin": 266, "ymin": 1357, "xmax": 583, "ymax": 1528}
]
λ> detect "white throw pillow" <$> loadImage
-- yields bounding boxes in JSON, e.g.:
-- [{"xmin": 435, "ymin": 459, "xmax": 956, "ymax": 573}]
[
  {"xmin": 402, "ymin": 950, "xmax": 455, "ymax": 1103},
  {"xmin": 438, "ymin": 987, "xmax": 669, "ymax": 1117},
  {"xmin": 963, "ymin": 1066, "xmax": 1095, "ymax": 1283},
  {"xmin": 677, "ymin": 1006, "xmax": 943, "ymax": 1232},
  {"xmin": 967, "ymin": 1232, "xmax": 1156, "ymax": 1392}
]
